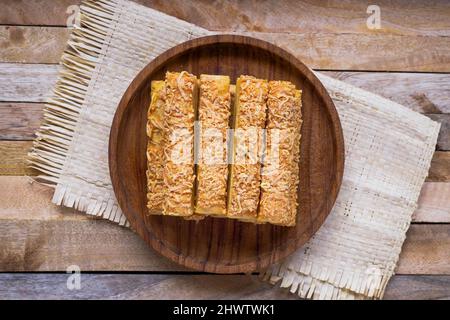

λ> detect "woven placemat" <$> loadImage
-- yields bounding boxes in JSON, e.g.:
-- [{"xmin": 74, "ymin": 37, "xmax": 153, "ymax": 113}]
[{"xmin": 28, "ymin": 0, "xmax": 440, "ymax": 299}]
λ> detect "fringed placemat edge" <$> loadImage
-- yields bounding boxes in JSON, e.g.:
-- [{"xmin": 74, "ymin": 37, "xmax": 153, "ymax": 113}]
[
  {"xmin": 262, "ymin": 74, "xmax": 441, "ymax": 300},
  {"xmin": 27, "ymin": 0, "xmax": 130, "ymax": 225}
]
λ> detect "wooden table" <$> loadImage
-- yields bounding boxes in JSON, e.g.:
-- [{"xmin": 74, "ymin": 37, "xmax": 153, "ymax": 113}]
[{"xmin": 0, "ymin": 0, "xmax": 449, "ymax": 300}]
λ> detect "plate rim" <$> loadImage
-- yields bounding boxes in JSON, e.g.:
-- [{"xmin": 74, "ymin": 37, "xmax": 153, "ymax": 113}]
[{"xmin": 109, "ymin": 34, "xmax": 345, "ymax": 273}]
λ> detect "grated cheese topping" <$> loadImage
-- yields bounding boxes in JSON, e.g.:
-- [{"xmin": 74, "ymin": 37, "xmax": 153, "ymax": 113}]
[
  {"xmin": 162, "ymin": 71, "xmax": 197, "ymax": 217},
  {"xmin": 258, "ymin": 81, "xmax": 302, "ymax": 226},
  {"xmin": 146, "ymin": 81, "xmax": 166, "ymax": 213},
  {"xmin": 227, "ymin": 76, "xmax": 268, "ymax": 219}
]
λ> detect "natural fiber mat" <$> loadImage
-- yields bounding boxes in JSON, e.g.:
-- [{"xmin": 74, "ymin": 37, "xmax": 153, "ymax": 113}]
[{"xmin": 29, "ymin": 0, "xmax": 440, "ymax": 299}]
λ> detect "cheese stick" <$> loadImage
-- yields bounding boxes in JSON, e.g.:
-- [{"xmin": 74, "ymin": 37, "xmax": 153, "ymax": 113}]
[
  {"xmin": 195, "ymin": 75, "xmax": 231, "ymax": 216},
  {"xmin": 258, "ymin": 81, "xmax": 302, "ymax": 226},
  {"xmin": 227, "ymin": 76, "xmax": 268, "ymax": 221},
  {"xmin": 162, "ymin": 71, "xmax": 198, "ymax": 217},
  {"xmin": 146, "ymin": 81, "xmax": 166, "ymax": 214}
]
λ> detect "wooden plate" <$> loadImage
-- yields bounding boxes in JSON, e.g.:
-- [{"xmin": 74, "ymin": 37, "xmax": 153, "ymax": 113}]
[{"xmin": 109, "ymin": 35, "xmax": 344, "ymax": 273}]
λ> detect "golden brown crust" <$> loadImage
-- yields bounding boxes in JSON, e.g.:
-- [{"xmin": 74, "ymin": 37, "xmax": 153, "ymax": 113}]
[
  {"xmin": 146, "ymin": 81, "xmax": 165, "ymax": 214},
  {"xmin": 162, "ymin": 71, "xmax": 198, "ymax": 217},
  {"xmin": 147, "ymin": 73, "xmax": 301, "ymax": 226},
  {"xmin": 258, "ymin": 81, "xmax": 302, "ymax": 226},
  {"xmin": 195, "ymin": 75, "xmax": 231, "ymax": 216},
  {"xmin": 266, "ymin": 81, "xmax": 302, "ymax": 129},
  {"xmin": 227, "ymin": 76, "xmax": 268, "ymax": 220}
]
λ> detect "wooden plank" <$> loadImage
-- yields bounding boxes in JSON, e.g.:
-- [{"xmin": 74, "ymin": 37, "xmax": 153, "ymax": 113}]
[
  {"xmin": 0, "ymin": 176, "xmax": 86, "ymax": 221},
  {"xmin": 413, "ymin": 182, "xmax": 450, "ymax": 223},
  {"xmin": 0, "ymin": 103, "xmax": 43, "ymax": 140},
  {"xmin": 0, "ymin": 218, "xmax": 185, "ymax": 272},
  {"xmin": 0, "ymin": 141, "xmax": 36, "ymax": 176},
  {"xmin": 249, "ymin": 32, "xmax": 450, "ymax": 72},
  {"xmin": 0, "ymin": 0, "xmax": 80, "ymax": 26},
  {"xmin": 0, "ymin": 176, "xmax": 449, "ymax": 272},
  {"xmin": 0, "ymin": 273, "xmax": 298, "ymax": 300},
  {"xmin": 0, "ymin": 176, "xmax": 183, "ymax": 271},
  {"xmin": 427, "ymin": 151, "xmax": 450, "ymax": 182},
  {"xmin": 384, "ymin": 275, "xmax": 450, "ymax": 300},
  {"xmin": 0, "ymin": 26, "xmax": 69, "ymax": 63},
  {"xmin": 427, "ymin": 114, "xmax": 450, "ymax": 151},
  {"xmin": 1, "ymin": 26, "xmax": 450, "ymax": 72},
  {"xmin": 1, "ymin": 177, "xmax": 447, "ymax": 223},
  {"xmin": 0, "ymin": 63, "xmax": 58, "ymax": 102},
  {"xmin": 2, "ymin": 0, "xmax": 450, "ymax": 37},
  {"xmin": 323, "ymin": 71, "xmax": 450, "ymax": 113},
  {"xmin": 140, "ymin": 0, "xmax": 450, "ymax": 37},
  {"xmin": 0, "ymin": 273, "xmax": 448, "ymax": 299},
  {"xmin": 396, "ymin": 224, "xmax": 450, "ymax": 275}
]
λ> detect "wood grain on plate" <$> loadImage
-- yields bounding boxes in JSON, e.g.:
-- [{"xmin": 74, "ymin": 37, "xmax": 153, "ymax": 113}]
[{"xmin": 109, "ymin": 35, "xmax": 344, "ymax": 273}]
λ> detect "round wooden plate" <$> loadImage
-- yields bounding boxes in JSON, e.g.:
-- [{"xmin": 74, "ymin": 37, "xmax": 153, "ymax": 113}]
[{"xmin": 109, "ymin": 35, "xmax": 344, "ymax": 274}]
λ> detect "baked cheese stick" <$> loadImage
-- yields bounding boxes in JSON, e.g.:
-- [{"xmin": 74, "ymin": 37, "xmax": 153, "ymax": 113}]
[
  {"xmin": 146, "ymin": 81, "xmax": 166, "ymax": 214},
  {"xmin": 162, "ymin": 71, "xmax": 198, "ymax": 217},
  {"xmin": 195, "ymin": 75, "xmax": 231, "ymax": 216},
  {"xmin": 227, "ymin": 76, "xmax": 268, "ymax": 221},
  {"xmin": 258, "ymin": 81, "xmax": 302, "ymax": 226}
]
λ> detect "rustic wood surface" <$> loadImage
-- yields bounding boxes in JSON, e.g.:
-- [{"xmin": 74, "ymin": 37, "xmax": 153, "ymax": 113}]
[
  {"xmin": 2, "ymin": 0, "xmax": 450, "ymax": 37},
  {"xmin": 2, "ymin": 26, "xmax": 450, "ymax": 71},
  {"xmin": 1, "ymin": 176, "xmax": 449, "ymax": 274},
  {"xmin": 110, "ymin": 35, "xmax": 344, "ymax": 273},
  {"xmin": 0, "ymin": 274, "xmax": 448, "ymax": 300},
  {"xmin": 0, "ymin": 0, "xmax": 448, "ymax": 299}
]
